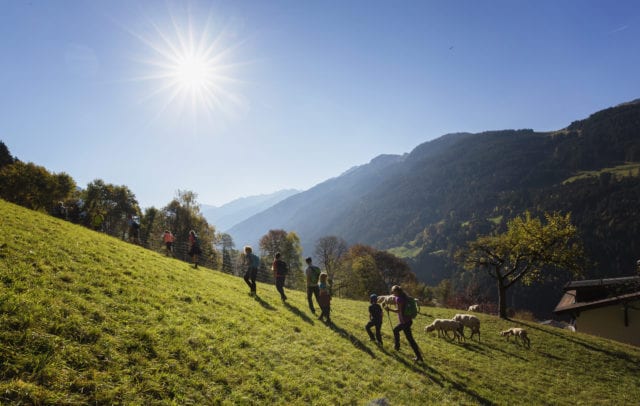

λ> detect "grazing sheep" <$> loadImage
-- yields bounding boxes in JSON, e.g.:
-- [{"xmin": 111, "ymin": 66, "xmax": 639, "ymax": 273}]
[
  {"xmin": 377, "ymin": 295, "xmax": 397, "ymax": 307},
  {"xmin": 467, "ymin": 304, "xmax": 480, "ymax": 312},
  {"xmin": 500, "ymin": 327, "xmax": 530, "ymax": 347},
  {"xmin": 452, "ymin": 314, "xmax": 481, "ymax": 341},
  {"xmin": 425, "ymin": 319, "xmax": 465, "ymax": 342}
]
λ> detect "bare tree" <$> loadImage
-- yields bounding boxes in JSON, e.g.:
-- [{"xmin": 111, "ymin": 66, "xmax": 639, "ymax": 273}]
[{"xmin": 314, "ymin": 235, "xmax": 348, "ymax": 275}]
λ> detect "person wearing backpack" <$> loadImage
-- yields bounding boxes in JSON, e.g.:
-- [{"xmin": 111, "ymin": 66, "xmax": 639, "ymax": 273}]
[
  {"xmin": 385, "ymin": 285, "xmax": 423, "ymax": 363},
  {"xmin": 366, "ymin": 294, "xmax": 383, "ymax": 345},
  {"xmin": 188, "ymin": 230, "xmax": 202, "ymax": 269},
  {"xmin": 271, "ymin": 252, "xmax": 288, "ymax": 302},
  {"xmin": 305, "ymin": 257, "xmax": 321, "ymax": 314},
  {"xmin": 243, "ymin": 246, "xmax": 260, "ymax": 296}
]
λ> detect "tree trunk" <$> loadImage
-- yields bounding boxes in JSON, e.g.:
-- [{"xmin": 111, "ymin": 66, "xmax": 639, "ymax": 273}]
[{"xmin": 498, "ymin": 278, "xmax": 508, "ymax": 319}]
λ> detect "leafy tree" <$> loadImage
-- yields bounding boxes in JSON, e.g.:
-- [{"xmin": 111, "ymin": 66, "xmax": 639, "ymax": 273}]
[
  {"xmin": 0, "ymin": 161, "xmax": 75, "ymax": 211},
  {"xmin": 82, "ymin": 179, "xmax": 140, "ymax": 238},
  {"xmin": 459, "ymin": 211, "xmax": 584, "ymax": 318},
  {"xmin": 259, "ymin": 229, "xmax": 304, "ymax": 289},
  {"xmin": 161, "ymin": 190, "xmax": 216, "ymax": 264},
  {"xmin": 0, "ymin": 141, "xmax": 15, "ymax": 169},
  {"xmin": 314, "ymin": 235, "xmax": 348, "ymax": 276},
  {"xmin": 333, "ymin": 244, "xmax": 414, "ymax": 300},
  {"xmin": 217, "ymin": 233, "xmax": 236, "ymax": 274}
]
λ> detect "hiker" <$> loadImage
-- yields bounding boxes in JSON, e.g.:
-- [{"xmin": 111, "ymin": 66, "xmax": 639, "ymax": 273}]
[
  {"xmin": 317, "ymin": 272, "xmax": 331, "ymax": 324},
  {"xmin": 243, "ymin": 246, "xmax": 260, "ymax": 295},
  {"xmin": 188, "ymin": 230, "xmax": 202, "ymax": 268},
  {"xmin": 127, "ymin": 214, "xmax": 140, "ymax": 244},
  {"xmin": 163, "ymin": 230, "xmax": 175, "ymax": 256},
  {"xmin": 305, "ymin": 257, "xmax": 321, "ymax": 313},
  {"xmin": 92, "ymin": 212, "xmax": 104, "ymax": 232},
  {"xmin": 385, "ymin": 285, "xmax": 423, "ymax": 362},
  {"xmin": 271, "ymin": 252, "xmax": 288, "ymax": 301},
  {"xmin": 366, "ymin": 293, "xmax": 383, "ymax": 345}
]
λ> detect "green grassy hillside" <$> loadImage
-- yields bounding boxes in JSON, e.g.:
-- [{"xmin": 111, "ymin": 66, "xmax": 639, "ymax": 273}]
[{"xmin": 1, "ymin": 200, "xmax": 639, "ymax": 405}]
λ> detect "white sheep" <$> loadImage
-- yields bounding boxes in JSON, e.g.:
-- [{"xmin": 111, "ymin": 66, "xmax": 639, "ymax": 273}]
[
  {"xmin": 500, "ymin": 327, "xmax": 530, "ymax": 347},
  {"xmin": 467, "ymin": 304, "xmax": 480, "ymax": 312},
  {"xmin": 452, "ymin": 314, "xmax": 481, "ymax": 341},
  {"xmin": 377, "ymin": 295, "xmax": 397, "ymax": 307},
  {"xmin": 425, "ymin": 319, "xmax": 465, "ymax": 342}
]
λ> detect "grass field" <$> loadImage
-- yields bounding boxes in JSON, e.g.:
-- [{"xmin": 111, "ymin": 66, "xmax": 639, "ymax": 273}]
[{"xmin": 1, "ymin": 199, "xmax": 639, "ymax": 405}]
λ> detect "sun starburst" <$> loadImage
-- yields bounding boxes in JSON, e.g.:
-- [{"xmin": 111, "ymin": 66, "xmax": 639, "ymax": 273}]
[{"xmin": 128, "ymin": 6, "xmax": 247, "ymax": 123}]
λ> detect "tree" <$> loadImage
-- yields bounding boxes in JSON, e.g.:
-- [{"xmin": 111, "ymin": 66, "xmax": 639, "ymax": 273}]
[
  {"xmin": 0, "ymin": 141, "xmax": 15, "ymax": 169},
  {"xmin": 82, "ymin": 179, "xmax": 140, "ymax": 238},
  {"xmin": 459, "ymin": 211, "xmax": 584, "ymax": 319},
  {"xmin": 0, "ymin": 161, "xmax": 76, "ymax": 211},
  {"xmin": 217, "ymin": 233, "xmax": 236, "ymax": 274},
  {"xmin": 314, "ymin": 235, "xmax": 348, "ymax": 276},
  {"xmin": 259, "ymin": 229, "xmax": 304, "ymax": 289},
  {"xmin": 332, "ymin": 244, "xmax": 415, "ymax": 300}
]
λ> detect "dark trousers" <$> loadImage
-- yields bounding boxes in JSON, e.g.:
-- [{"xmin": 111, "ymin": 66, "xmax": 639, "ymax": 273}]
[
  {"xmin": 393, "ymin": 319, "xmax": 422, "ymax": 359},
  {"xmin": 319, "ymin": 305, "xmax": 331, "ymax": 322},
  {"xmin": 366, "ymin": 320, "xmax": 383, "ymax": 344},
  {"xmin": 307, "ymin": 286, "xmax": 319, "ymax": 312},
  {"xmin": 275, "ymin": 276, "xmax": 287, "ymax": 300},
  {"xmin": 244, "ymin": 267, "xmax": 257, "ymax": 293}
]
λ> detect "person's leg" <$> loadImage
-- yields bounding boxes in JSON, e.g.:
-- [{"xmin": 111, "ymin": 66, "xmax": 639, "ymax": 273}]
[
  {"xmin": 392, "ymin": 323, "xmax": 403, "ymax": 350},
  {"xmin": 365, "ymin": 321, "xmax": 376, "ymax": 340},
  {"xmin": 402, "ymin": 320, "xmax": 423, "ymax": 361},
  {"xmin": 312, "ymin": 286, "xmax": 320, "ymax": 307},
  {"xmin": 250, "ymin": 268, "xmax": 257, "ymax": 293},
  {"xmin": 307, "ymin": 287, "xmax": 315, "ymax": 312},
  {"xmin": 244, "ymin": 269, "xmax": 253, "ymax": 291},
  {"xmin": 375, "ymin": 323, "xmax": 383, "ymax": 344},
  {"xmin": 276, "ymin": 277, "xmax": 286, "ymax": 300}
]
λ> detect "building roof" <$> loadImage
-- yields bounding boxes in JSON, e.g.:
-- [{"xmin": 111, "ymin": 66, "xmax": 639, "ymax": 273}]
[
  {"xmin": 563, "ymin": 276, "xmax": 640, "ymax": 290},
  {"xmin": 554, "ymin": 288, "xmax": 640, "ymax": 315}
]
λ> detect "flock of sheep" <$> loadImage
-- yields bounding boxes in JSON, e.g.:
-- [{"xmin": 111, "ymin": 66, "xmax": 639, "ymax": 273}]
[{"xmin": 378, "ymin": 297, "xmax": 531, "ymax": 347}]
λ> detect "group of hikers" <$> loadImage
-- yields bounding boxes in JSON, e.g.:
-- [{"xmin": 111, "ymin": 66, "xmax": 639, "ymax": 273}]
[{"xmin": 241, "ymin": 246, "xmax": 424, "ymax": 363}]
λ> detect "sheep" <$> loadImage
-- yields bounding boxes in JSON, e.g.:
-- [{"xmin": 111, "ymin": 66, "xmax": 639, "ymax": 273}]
[
  {"xmin": 467, "ymin": 304, "xmax": 480, "ymax": 312},
  {"xmin": 452, "ymin": 314, "xmax": 481, "ymax": 341},
  {"xmin": 500, "ymin": 327, "xmax": 530, "ymax": 347},
  {"xmin": 425, "ymin": 319, "xmax": 465, "ymax": 342},
  {"xmin": 377, "ymin": 295, "xmax": 397, "ymax": 307}
]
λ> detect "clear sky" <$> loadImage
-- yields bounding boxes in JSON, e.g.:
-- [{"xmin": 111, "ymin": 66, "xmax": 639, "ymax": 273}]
[{"xmin": 1, "ymin": 0, "xmax": 639, "ymax": 209}]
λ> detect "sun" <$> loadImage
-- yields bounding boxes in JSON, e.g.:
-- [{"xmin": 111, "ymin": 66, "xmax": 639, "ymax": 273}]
[
  {"xmin": 128, "ymin": 7, "xmax": 246, "ymax": 121},
  {"xmin": 174, "ymin": 55, "xmax": 210, "ymax": 91}
]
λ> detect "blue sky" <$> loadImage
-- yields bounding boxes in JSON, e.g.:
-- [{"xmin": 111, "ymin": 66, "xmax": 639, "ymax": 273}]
[{"xmin": 1, "ymin": 0, "xmax": 639, "ymax": 209}]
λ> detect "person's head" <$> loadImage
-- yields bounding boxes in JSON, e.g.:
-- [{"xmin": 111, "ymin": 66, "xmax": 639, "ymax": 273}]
[
  {"xmin": 370, "ymin": 293, "xmax": 378, "ymax": 304},
  {"xmin": 244, "ymin": 246, "xmax": 252, "ymax": 254},
  {"xmin": 275, "ymin": 252, "xmax": 281, "ymax": 260},
  {"xmin": 391, "ymin": 285, "xmax": 403, "ymax": 296},
  {"xmin": 305, "ymin": 257, "xmax": 312, "ymax": 265},
  {"xmin": 320, "ymin": 272, "xmax": 328, "ymax": 281},
  {"xmin": 164, "ymin": 230, "xmax": 169, "ymax": 234},
  {"xmin": 189, "ymin": 230, "xmax": 195, "ymax": 236}
]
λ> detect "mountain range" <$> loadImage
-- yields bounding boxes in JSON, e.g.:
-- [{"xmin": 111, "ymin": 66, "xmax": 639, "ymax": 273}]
[
  {"xmin": 201, "ymin": 189, "xmax": 299, "ymax": 232},
  {"xmin": 226, "ymin": 99, "xmax": 640, "ymax": 316}
]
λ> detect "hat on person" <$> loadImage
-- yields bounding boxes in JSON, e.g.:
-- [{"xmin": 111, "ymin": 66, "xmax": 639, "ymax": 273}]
[{"xmin": 370, "ymin": 294, "xmax": 378, "ymax": 302}]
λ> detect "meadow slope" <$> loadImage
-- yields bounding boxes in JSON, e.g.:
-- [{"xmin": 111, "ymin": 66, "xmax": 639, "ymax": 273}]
[{"xmin": 1, "ymin": 199, "xmax": 639, "ymax": 405}]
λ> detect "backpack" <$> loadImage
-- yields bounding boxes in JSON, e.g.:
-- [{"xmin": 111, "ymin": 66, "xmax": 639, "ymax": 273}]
[
  {"xmin": 275, "ymin": 259, "xmax": 288, "ymax": 275},
  {"xmin": 249, "ymin": 253, "xmax": 260, "ymax": 269},
  {"xmin": 309, "ymin": 265, "xmax": 321, "ymax": 284},
  {"xmin": 404, "ymin": 296, "xmax": 418, "ymax": 318}
]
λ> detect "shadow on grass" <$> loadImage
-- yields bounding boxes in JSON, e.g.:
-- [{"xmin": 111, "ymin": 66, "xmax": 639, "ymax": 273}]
[
  {"xmin": 480, "ymin": 341, "xmax": 528, "ymax": 361},
  {"xmin": 283, "ymin": 302, "xmax": 314, "ymax": 324},
  {"xmin": 253, "ymin": 294, "xmax": 276, "ymax": 311},
  {"xmin": 514, "ymin": 320, "xmax": 639, "ymax": 363},
  {"xmin": 326, "ymin": 321, "xmax": 377, "ymax": 358},
  {"xmin": 384, "ymin": 346, "xmax": 497, "ymax": 405}
]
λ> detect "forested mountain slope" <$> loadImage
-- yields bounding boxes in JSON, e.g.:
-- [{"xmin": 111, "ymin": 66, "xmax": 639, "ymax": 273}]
[{"xmin": 229, "ymin": 100, "xmax": 640, "ymax": 314}]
